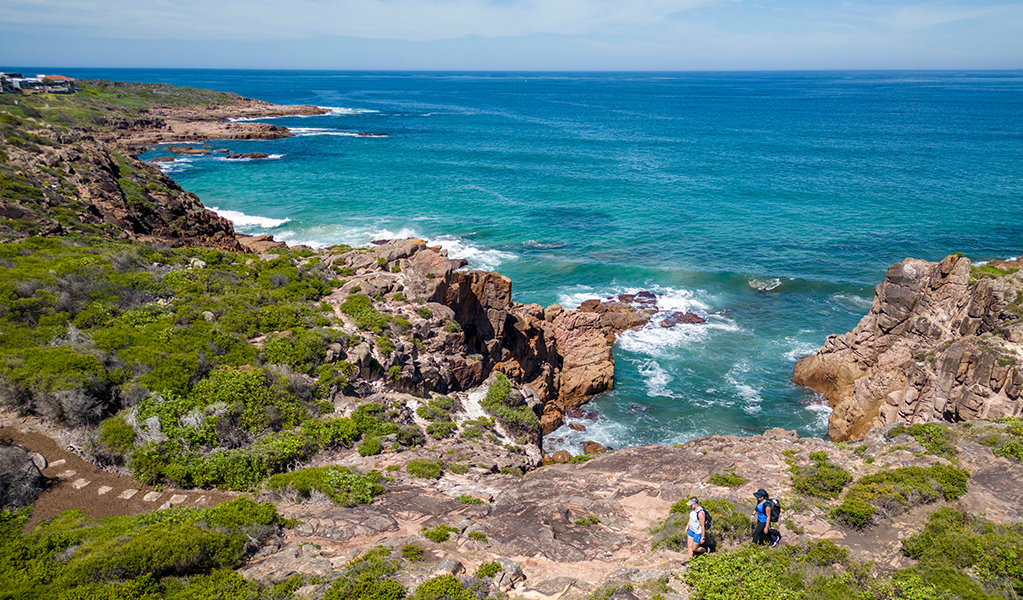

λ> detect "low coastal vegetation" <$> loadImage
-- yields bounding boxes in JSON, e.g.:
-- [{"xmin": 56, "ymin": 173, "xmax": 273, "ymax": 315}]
[{"xmin": 0, "ymin": 498, "xmax": 291, "ymax": 599}]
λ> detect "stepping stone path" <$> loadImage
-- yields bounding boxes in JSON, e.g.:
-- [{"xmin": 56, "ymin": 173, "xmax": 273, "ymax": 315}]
[{"xmin": 45, "ymin": 453, "xmax": 215, "ymax": 510}]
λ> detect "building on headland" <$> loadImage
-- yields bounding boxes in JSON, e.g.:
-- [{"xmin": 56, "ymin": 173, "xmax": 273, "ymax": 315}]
[{"xmin": 0, "ymin": 73, "xmax": 78, "ymax": 94}]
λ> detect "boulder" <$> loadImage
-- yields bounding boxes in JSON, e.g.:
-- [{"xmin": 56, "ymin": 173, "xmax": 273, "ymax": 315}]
[{"xmin": 0, "ymin": 445, "xmax": 47, "ymax": 508}]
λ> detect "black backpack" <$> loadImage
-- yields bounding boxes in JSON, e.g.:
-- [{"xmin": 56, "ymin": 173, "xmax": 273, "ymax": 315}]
[
  {"xmin": 768, "ymin": 499, "xmax": 781, "ymax": 523},
  {"xmin": 700, "ymin": 508, "xmax": 713, "ymax": 531}
]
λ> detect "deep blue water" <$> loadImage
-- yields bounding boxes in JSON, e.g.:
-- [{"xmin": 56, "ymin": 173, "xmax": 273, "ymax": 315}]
[{"xmin": 36, "ymin": 69, "xmax": 1023, "ymax": 450}]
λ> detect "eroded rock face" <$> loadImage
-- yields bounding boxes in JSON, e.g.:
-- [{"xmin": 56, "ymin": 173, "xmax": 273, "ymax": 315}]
[
  {"xmin": 793, "ymin": 254, "xmax": 1023, "ymax": 441},
  {"xmin": 319, "ymin": 240, "xmax": 653, "ymax": 436},
  {"xmin": 1, "ymin": 126, "xmax": 242, "ymax": 250}
]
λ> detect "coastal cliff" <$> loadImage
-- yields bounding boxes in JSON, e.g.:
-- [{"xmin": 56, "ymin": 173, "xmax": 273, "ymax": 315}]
[{"xmin": 793, "ymin": 254, "xmax": 1023, "ymax": 441}]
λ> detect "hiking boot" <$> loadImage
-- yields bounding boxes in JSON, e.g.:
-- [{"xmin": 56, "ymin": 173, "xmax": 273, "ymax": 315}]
[{"xmin": 770, "ymin": 536, "xmax": 780, "ymax": 548}]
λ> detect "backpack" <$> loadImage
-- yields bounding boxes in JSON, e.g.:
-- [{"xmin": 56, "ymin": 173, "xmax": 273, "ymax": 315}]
[
  {"xmin": 768, "ymin": 499, "xmax": 781, "ymax": 523},
  {"xmin": 700, "ymin": 508, "xmax": 713, "ymax": 531}
]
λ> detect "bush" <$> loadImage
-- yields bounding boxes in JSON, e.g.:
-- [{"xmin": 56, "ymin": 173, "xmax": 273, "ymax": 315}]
[
  {"xmin": 98, "ymin": 414, "xmax": 136, "ymax": 455},
  {"xmin": 324, "ymin": 546, "xmax": 406, "ymax": 600},
  {"xmin": 709, "ymin": 470, "xmax": 747, "ymax": 487},
  {"xmin": 475, "ymin": 561, "xmax": 501, "ymax": 578},
  {"xmin": 458, "ymin": 494, "xmax": 485, "ymax": 504},
  {"xmin": 790, "ymin": 452, "xmax": 852, "ymax": 499},
  {"xmin": 830, "ymin": 500, "xmax": 876, "ymax": 531},
  {"xmin": 341, "ymin": 294, "xmax": 391, "ymax": 333},
  {"xmin": 266, "ymin": 466, "xmax": 383, "ymax": 506},
  {"xmin": 411, "ymin": 575, "xmax": 475, "ymax": 600},
  {"xmin": 359, "ymin": 438, "xmax": 383, "ymax": 456},
  {"xmin": 353, "ymin": 402, "xmax": 399, "ymax": 437},
  {"xmin": 0, "ymin": 497, "xmax": 282, "ymax": 599},
  {"xmin": 479, "ymin": 373, "xmax": 538, "ymax": 437},
  {"xmin": 901, "ymin": 507, "xmax": 1023, "ymax": 597},
  {"xmin": 407, "ymin": 460, "xmax": 443, "ymax": 479},
  {"xmin": 683, "ymin": 545, "xmax": 799, "ymax": 600},
  {"xmin": 401, "ymin": 544, "xmax": 424, "ymax": 561},
  {"xmin": 467, "ymin": 531, "xmax": 487, "ymax": 543},
  {"xmin": 415, "ymin": 307, "xmax": 432, "ymax": 319},
  {"xmin": 421, "ymin": 524, "xmax": 459, "ymax": 543}
]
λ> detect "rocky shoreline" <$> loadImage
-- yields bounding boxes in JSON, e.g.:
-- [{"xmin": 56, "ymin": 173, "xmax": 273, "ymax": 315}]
[{"xmin": 794, "ymin": 254, "xmax": 1023, "ymax": 441}]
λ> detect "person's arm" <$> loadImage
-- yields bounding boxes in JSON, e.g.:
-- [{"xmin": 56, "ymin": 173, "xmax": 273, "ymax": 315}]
[
  {"xmin": 765, "ymin": 503, "xmax": 772, "ymax": 523},
  {"xmin": 699, "ymin": 510, "xmax": 706, "ymax": 530}
]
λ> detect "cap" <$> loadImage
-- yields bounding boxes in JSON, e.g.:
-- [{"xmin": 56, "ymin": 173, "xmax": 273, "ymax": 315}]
[
  {"xmin": 753, "ymin": 488, "xmax": 768, "ymax": 498},
  {"xmin": 687, "ymin": 498, "xmax": 698, "ymax": 507}
]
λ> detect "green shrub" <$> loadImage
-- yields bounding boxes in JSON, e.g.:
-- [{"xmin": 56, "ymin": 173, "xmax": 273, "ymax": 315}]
[
  {"xmin": 411, "ymin": 575, "xmax": 474, "ymax": 600},
  {"xmin": 790, "ymin": 452, "xmax": 852, "ymax": 499},
  {"xmin": 683, "ymin": 545, "xmax": 800, "ymax": 600},
  {"xmin": 387, "ymin": 365, "xmax": 402, "ymax": 382},
  {"xmin": 359, "ymin": 438, "xmax": 383, "ymax": 456},
  {"xmin": 475, "ymin": 561, "xmax": 501, "ymax": 578},
  {"xmin": 479, "ymin": 373, "xmax": 538, "ymax": 436},
  {"xmin": 467, "ymin": 531, "xmax": 487, "ymax": 543},
  {"xmin": 831, "ymin": 500, "xmax": 876, "ymax": 531},
  {"xmin": 426, "ymin": 422, "xmax": 456, "ymax": 440},
  {"xmin": 324, "ymin": 546, "xmax": 406, "ymax": 600},
  {"xmin": 0, "ymin": 497, "xmax": 282, "ymax": 599},
  {"xmin": 709, "ymin": 470, "xmax": 747, "ymax": 487},
  {"xmin": 98, "ymin": 414, "xmax": 136, "ymax": 455},
  {"xmin": 300, "ymin": 417, "xmax": 359, "ymax": 449},
  {"xmin": 901, "ymin": 507, "xmax": 1023, "ymax": 597},
  {"xmin": 442, "ymin": 321, "xmax": 461, "ymax": 333},
  {"xmin": 400, "ymin": 544, "xmax": 424, "ymax": 561},
  {"xmin": 415, "ymin": 307, "xmax": 432, "ymax": 319},
  {"xmin": 266, "ymin": 466, "xmax": 382, "ymax": 506},
  {"xmin": 341, "ymin": 294, "xmax": 391, "ymax": 333},
  {"xmin": 353, "ymin": 402, "xmax": 399, "ymax": 437},
  {"xmin": 901, "ymin": 423, "xmax": 958, "ymax": 461},
  {"xmin": 407, "ymin": 460, "xmax": 443, "ymax": 479},
  {"xmin": 458, "ymin": 494, "xmax": 485, "ymax": 505},
  {"xmin": 421, "ymin": 524, "xmax": 459, "ymax": 543}
]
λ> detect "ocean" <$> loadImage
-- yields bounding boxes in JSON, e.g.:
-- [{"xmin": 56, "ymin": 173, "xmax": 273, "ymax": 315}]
[{"xmin": 44, "ymin": 69, "xmax": 1023, "ymax": 451}]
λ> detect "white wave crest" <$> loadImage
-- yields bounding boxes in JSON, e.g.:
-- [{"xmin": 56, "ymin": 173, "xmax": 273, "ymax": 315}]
[
  {"xmin": 543, "ymin": 413, "xmax": 632, "ymax": 456},
  {"xmin": 428, "ymin": 235, "xmax": 517, "ymax": 272},
  {"xmin": 830, "ymin": 293, "xmax": 874, "ymax": 311},
  {"xmin": 725, "ymin": 362, "xmax": 762, "ymax": 414},
  {"xmin": 154, "ymin": 158, "xmax": 193, "ymax": 173},
  {"xmin": 748, "ymin": 277, "xmax": 782, "ymax": 291},
  {"xmin": 804, "ymin": 401, "xmax": 832, "ymax": 431},
  {"xmin": 208, "ymin": 207, "xmax": 290, "ymax": 229},
  {"xmin": 320, "ymin": 106, "xmax": 380, "ymax": 116},
  {"xmin": 637, "ymin": 359, "xmax": 674, "ymax": 398},
  {"xmin": 784, "ymin": 339, "xmax": 821, "ymax": 362},
  {"xmin": 289, "ymin": 127, "xmax": 387, "ymax": 138},
  {"xmin": 214, "ymin": 154, "xmax": 285, "ymax": 162}
]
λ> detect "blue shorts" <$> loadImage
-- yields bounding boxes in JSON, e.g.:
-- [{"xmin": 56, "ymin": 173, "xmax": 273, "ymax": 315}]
[{"xmin": 687, "ymin": 529, "xmax": 703, "ymax": 544}]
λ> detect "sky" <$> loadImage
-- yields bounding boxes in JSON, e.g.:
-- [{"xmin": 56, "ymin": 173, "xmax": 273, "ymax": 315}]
[{"xmin": 2, "ymin": 0, "xmax": 1022, "ymax": 70}]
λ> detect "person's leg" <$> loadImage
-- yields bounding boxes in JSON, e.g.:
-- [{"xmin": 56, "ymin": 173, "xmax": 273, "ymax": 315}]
[
  {"xmin": 687, "ymin": 529, "xmax": 699, "ymax": 559},
  {"xmin": 753, "ymin": 521, "xmax": 768, "ymax": 545}
]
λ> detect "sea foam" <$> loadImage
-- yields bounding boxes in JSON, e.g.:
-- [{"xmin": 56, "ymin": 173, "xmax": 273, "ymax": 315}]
[
  {"xmin": 208, "ymin": 207, "xmax": 290, "ymax": 229},
  {"xmin": 289, "ymin": 127, "xmax": 387, "ymax": 138},
  {"xmin": 428, "ymin": 235, "xmax": 517, "ymax": 272}
]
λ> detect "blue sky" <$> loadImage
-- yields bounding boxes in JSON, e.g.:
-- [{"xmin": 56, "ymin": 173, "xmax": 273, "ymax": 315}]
[{"xmin": 2, "ymin": 0, "xmax": 1021, "ymax": 70}]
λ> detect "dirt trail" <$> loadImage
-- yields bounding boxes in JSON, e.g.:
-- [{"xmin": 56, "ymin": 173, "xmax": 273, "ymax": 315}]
[{"xmin": 1, "ymin": 426, "xmax": 237, "ymax": 527}]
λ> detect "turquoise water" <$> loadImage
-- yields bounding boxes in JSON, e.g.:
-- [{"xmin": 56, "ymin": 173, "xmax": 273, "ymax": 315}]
[{"xmin": 53, "ymin": 69, "xmax": 1023, "ymax": 449}]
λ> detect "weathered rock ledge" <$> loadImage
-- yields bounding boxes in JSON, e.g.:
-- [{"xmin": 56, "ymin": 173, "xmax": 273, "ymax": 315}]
[
  {"xmin": 243, "ymin": 421, "xmax": 1023, "ymax": 596},
  {"xmin": 793, "ymin": 254, "xmax": 1023, "ymax": 441}
]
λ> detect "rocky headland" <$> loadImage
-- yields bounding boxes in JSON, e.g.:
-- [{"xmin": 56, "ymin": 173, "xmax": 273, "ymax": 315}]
[{"xmin": 793, "ymin": 254, "xmax": 1023, "ymax": 441}]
